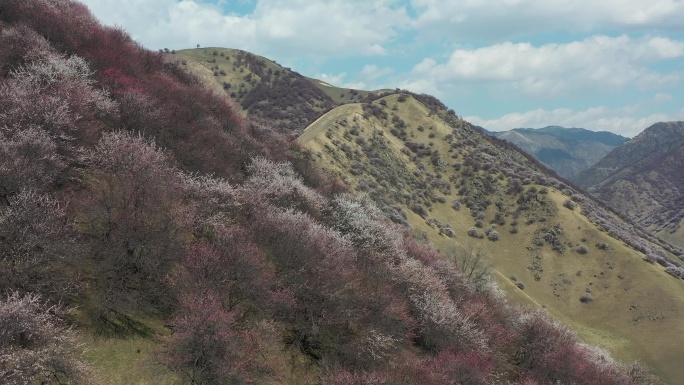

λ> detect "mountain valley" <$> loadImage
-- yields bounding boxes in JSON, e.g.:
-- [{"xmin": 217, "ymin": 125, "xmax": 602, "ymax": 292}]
[{"xmin": 492, "ymin": 126, "xmax": 629, "ymax": 179}]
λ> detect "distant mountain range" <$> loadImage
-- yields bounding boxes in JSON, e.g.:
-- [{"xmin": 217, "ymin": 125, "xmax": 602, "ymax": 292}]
[
  {"xmin": 574, "ymin": 121, "xmax": 684, "ymax": 248},
  {"xmin": 492, "ymin": 126, "xmax": 629, "ymax": 179}
]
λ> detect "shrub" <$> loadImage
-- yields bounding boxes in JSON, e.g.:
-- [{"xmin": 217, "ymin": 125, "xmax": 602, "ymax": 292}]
[
  {"xmin": 514, "ymin": 312, "xmax": 583, "ymax": 383},
  {"xmin": 486, "ymin": 230, "xmax": 500, "ymax": 241},
  {"xmin": 580, "ymin": 293, "xmax": 593, "ymax": 303},
  {"xmin": 411, "ymin": 203, "xmax": 428, "ymax": 218},
  {"xmin": 575, "ymin": 246, "xmax": 588, "ymax": 254},
  {"xmin": 1, "ymin": 53, "xmax": 117, "ymax": 145},
  {"xmin": 516, "ymin": 282, "xmax": 525, "ymax": 290},
  {"xmin": 563, "ymin": 199, "xmax": 577, "ymax": 210},
  {"xmin": 643, "ymin": 253, "xmax": 667, "ymax": 266},
  {"xmin": 445, "ymin": 242, "xmax": 490, "ymax": 287},
  {"xmin": 533, "ymin": 236, "xmax": 545, "ymax": 246},
  {"xmin": 665, "ymin": 266, "xmax": 684, "ymax": 279},
  {"xmin": 468, "ymin": 228, "xmax": 484, "ymax": 239},
  {"xmin": 625, "ymin": 361, "xmax": 665, "ymax": 385},
  {"xmin": 440, "ymin": 227, "xmax": 455, "ymax": 238}
]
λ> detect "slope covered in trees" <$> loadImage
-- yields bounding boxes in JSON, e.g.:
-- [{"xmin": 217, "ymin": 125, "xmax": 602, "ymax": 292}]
[{"xmin": 0, "ymin": 1, "xmax": 675, "ymax": 384}]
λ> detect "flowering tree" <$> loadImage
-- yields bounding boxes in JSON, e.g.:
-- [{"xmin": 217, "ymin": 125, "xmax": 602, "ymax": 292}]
[
  {"xmin": 171, "ymin": 226, "xmax": 275, "ymax": 313},
  {"xmin": 162, "ymin": 292, "xmax": 269, "ymax": 385},
  {"xmin": 0, "ymin": 191, "xmax": 79, "ymax": 301},
  {"xmin": 81, "ymin": 132, "xmax": 186, "ymax": 313},
  {"xmin": 0, "ymin": 292, "xmax": 94, "ymax": 385},
  {"xmin": 0, "ymin": 127, "xmax": 64, "ymax": 200}
]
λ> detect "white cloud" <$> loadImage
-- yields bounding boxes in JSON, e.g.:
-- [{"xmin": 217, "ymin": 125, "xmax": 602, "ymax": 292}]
[
  {"xmin": 466, "ymin": 105, "xmax": 684, "ymax": 137},
  {"xmin": 80, "ymin": 0, "xmax": 257, "ymax": 50},
  {"xmin": 359, "ymin": 64, "xmax": 394, "ymax": 80},
  {"xmin": 314, "ymin": 73, "xmax": 367, "ymax": 90},
  {"xmin": 405, "ymin": 35, "xmax": 684, "ymax": 97},
  {"xmin": 654, "ymin": 93, "xmax": 673, "ymax": 103},
  {"xmin": 343, "ymin": 81, "xmax": 368, "ymax": 90},
  {"xmin": 315, "ymin": 72, "xmax": 348, "ymax": 87},
  {"xmin": 79, "ymin": 0, "xmax": 409, "ymax": 58},
  {"xmin": 411, "ymin": 0, "xmax": 684, "ymax": 40}
]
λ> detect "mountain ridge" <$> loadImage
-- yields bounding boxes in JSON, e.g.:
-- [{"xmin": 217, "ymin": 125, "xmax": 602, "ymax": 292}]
[
  {"xmin": 575, "ymin": 121, "xmax": 684, "ymax": 189},
  {"xmin": 574, "ymin": 121, "xmax": 684, "ymax": 248},
  {"xmin": 492, "ymin": 126, "xmax": 629, "ymax": 179}
]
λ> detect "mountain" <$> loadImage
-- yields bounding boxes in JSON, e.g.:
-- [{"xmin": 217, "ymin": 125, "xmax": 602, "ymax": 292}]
[
  {"xmin": 165, "ymin": 36, "xmax": 684, "ymax": 385},
  {"xmin": 1, "ymin": 1, "xmax": 682, "ymax": 384},
  {"xmin": 574, "ymin": 121, "xmax": 684, "ymax": 248},
  {"xmin": 493, "ymin": 126, "xmax": 629, "ymax": 179},
  {"xmin": 298, "ymin": 93, "xmax": 684, "ymax": 383},
  {"xmin": 169, "ymin": 48, "xmax": 381, "ymax": 134}
]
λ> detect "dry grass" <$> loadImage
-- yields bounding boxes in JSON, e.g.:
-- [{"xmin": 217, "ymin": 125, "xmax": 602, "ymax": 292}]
[{"xmin": 656, "ymin": 218, "xmax": 684, "ymax": 249}]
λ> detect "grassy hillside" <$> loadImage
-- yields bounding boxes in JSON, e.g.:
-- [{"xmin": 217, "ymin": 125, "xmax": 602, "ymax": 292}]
[
  {"xmin": 298, "ymin": 94, "xmax": 684, "ymax": 383},
  {"xmin": 169, "ymin": 48, "xmax": 386, "ymax": 133},
  {"xmin": 170, "ymin": 47, "xmax": 338, "ymax": 132}
]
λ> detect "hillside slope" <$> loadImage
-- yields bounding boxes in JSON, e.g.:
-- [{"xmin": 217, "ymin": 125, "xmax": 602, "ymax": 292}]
[
  {"xmin": 3, "ymin": 1, "xmax": 672, "ymax": 385},
  {"xmin": 494, "ymin": 126, "xmax": 628, "ymax": 179},
  {"xmin": 574, "ymin": 122, "xmax": 684, "ymax": 247},
  {"xmin": 168, "ymin": 48, "xmax": 378, "ymax": 133},
  {"xmin": 299, "ymin": 95, "xmax": 684, "ymax": 383}
]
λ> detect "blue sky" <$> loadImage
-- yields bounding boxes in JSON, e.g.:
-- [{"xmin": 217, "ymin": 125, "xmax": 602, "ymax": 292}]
[{"xmin": 79, "ymin": 0, "xmax": 684, "ymax": 137}]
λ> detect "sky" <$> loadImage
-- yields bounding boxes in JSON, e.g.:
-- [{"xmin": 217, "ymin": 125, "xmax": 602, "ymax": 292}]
[{"xmin": 79, "ymin": 0, "xmax": 684, "ymax": 137}]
